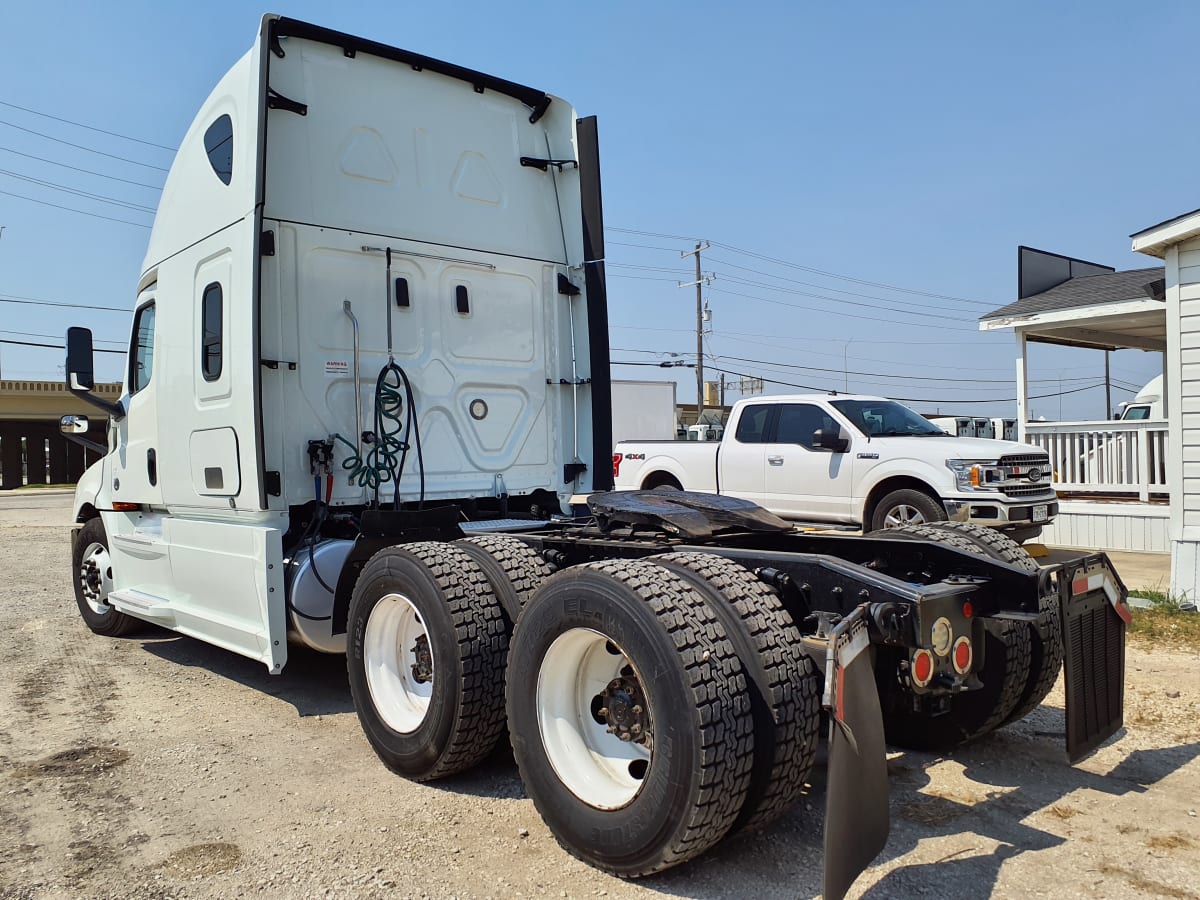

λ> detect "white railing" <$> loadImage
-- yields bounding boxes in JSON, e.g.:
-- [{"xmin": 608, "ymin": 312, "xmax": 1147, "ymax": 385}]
[{"xmin": 1022, "ymin": 419, "xmax": 1168, "ymax": 501}]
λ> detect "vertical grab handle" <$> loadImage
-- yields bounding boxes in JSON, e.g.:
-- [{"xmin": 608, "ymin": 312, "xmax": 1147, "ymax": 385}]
[{"xmin": 343, "ymin": 300, "xmax": 362, "ymax": 481}]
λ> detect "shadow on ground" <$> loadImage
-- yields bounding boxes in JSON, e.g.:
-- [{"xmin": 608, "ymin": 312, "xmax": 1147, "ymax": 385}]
[{"xmin": 138, "ymin": 631, "xmax": 352, "ymax": 717}]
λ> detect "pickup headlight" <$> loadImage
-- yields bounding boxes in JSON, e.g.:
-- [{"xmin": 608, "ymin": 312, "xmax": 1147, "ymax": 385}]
[{"xmin": 946, "ymin": 459, "xmax": 1004, "ymax": 491}]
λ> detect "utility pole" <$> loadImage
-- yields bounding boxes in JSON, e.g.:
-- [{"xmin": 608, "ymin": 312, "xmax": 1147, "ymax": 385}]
[
  {"xmin": 1104, "ymin": 350, "xmax": 1112, "ymax": 418},
  {"xmin": 679, "ymin": 241, "xmax": 711, "ymax": 422}
]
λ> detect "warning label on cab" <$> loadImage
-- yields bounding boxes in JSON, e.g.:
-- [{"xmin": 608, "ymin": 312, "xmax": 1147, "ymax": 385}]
[{"xmin": 324, "ymin": 360, "xmax": 349, "ymax": 377}]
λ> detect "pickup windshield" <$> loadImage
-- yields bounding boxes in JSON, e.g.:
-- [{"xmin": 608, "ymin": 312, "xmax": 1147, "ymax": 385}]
[{"xmin": 830, "ymin": 399, "xmax": 948, "ymax": 437}]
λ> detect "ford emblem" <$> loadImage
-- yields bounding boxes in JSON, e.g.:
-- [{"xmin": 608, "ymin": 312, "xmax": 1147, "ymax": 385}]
[{"xmin": 1027, "ymin": 468, "xmax": 1042, "ymax": 482}]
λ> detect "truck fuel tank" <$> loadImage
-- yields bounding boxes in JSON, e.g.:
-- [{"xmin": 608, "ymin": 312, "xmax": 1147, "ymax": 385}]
[{"xmin": 284, "ymin": 539, "xmax": 354, "ymax": 654}]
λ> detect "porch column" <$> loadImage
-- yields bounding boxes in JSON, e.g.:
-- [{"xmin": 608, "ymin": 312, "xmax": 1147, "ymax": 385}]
[{"xmin": 1014, "ymin": 330, "xmax": 1029, "ymax": 442}]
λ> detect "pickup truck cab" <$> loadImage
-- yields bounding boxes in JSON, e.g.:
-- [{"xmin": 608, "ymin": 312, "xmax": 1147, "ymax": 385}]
[{"xmin": 613, "ymin": 394, "xmax": 1058, "ymax": 541}]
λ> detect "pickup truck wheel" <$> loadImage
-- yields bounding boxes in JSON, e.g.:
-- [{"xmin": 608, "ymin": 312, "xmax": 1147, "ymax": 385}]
[
  {"xmin": 456, "ymin": 534, "xmax": 553, "ymax": 627},
  {"xmin": 866, "ymin": 525, "xmax": 1031, "ymax": 750},
  {"xmin": 507, "ymin": 559, "xmax": 753, "ymax": 876},
  {"xmin": 72, "ymin": 518, "xmax": 140, "ymax": 637},
  {"xmin": 649, "ymin": 552, "xmax": 820, "ymax": 833},
  {"xmin": 918, "ymin": 522, "xmax": 1064, "ymax": 727},
  {"xmin": 347, "ymin": 542, "xmax": 508, "ymax": 782},
  {"xmin": 870, "ymin": 488, "xmax": 945, "ymax": 530}
]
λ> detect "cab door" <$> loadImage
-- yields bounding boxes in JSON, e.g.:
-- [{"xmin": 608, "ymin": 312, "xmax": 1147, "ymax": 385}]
[
  {"xmin": 111, "ymin": 289, "xmax": 162, "ymax": 505},
  {"xmin": 762, "ymin": 402, "xmax": 854, "ymax": 521},
  {"xmin": 717, "ymin": 403, "xmax": 775, "ymax": 506}
]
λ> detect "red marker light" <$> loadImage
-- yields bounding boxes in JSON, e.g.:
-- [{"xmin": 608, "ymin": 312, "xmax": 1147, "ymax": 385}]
[
  {"xmin": 952, "ymin": 636, "xmax": 973, "ymax": 674},
  {"xmin": 911, "ymin": 649, "xmax": 934, "ymax": 687},
  {"xmin": 961, "ymin": 600, "xmax": 973, "ymax": 619}
]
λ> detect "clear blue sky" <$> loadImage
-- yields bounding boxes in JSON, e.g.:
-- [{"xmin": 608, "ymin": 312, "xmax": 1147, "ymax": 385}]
[{"xmin": 1, "ymin": 1, "xmax": 1193, "ymax": 420}]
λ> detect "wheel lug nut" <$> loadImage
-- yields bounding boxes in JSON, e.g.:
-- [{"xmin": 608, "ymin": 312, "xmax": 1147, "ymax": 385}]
[
  {"xmin": 630, "ymin": 724, "xmax": 641, "ymax": 734},
  {"xmin": 598, "ymin": 707, "xmax": 608, "ymax": 718},
  {"xmin": 631, "ymin": 705, "xmax": 642, "ymax": 715},
  {"xmin": 619, "ymin": 731, "xmax": 631, "ymax": 741}
]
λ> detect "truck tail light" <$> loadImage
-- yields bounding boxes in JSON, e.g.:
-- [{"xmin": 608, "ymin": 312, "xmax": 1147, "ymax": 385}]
[
  {"xmin": 612, "ymin": 453, "xmax": 622, "ymax": 479},
  {"xmin": 952, "ymin": 636, "xmax": 973, "ymax": 674},
  {"xmin": 910, "ymin": 649, "xmax": 934, "ymax": 688}
]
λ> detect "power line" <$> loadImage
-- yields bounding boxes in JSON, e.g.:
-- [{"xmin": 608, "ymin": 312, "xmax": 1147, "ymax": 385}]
[
  {"xmin": 0, "ymin": 100, "xmax": 176, "ymax": 151},
  {"xmin": 704, "ymin": 362, "xmax": 1107, "ymax": 404},
  {"xmin": 0, "ymin": 118, "xmax": 170, "ymax": 172},
  {"xmin": 0, "ymin": 293, "xmax": 132, "ymax": 313},
  {"xmin": 0, "ymin": 188, "xmax": 152, "ymax": 228},
  {"xmin": 0, "ymin": 169, "xmax": 156, "ymax": 213},
  {"xmin": 1, "ymin": 328, "xmax": 125, "ymax": 346},
  {"xmin": 714, "ymin": 272, "xmax": 975, "ymax": 323},
  {"xmin": 0, "ymin": 337, "xmax": 124, "ymax": 354},
  {"xmin": 709, "ymin": 285, "xmax": 985, "ymax": 332},
  {"xmin": 0, "ymin": 145, "xmax": 163, "ymax": 190},
  {"xmin": 607, "ymin": 226, "xmax": 995, "ymax": 307}
]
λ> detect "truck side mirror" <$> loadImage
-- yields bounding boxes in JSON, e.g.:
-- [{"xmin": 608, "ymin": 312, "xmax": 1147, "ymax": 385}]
[
  {"xmin": 60, "ymin": 414, "xmax": 89, "ymax": 434},
  {"xmin": 65, "ymin": 326, "xmax": 124, "ymax": 419},
  {"xmin": 66, "ymin": 327, "xmax": 96, "ymax": 391},
  {"xmin": 813, "ymin": 428, "xmax": 849, "ymax": 453}
]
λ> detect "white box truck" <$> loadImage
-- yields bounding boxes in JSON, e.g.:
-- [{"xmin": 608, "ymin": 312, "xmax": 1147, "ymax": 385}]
[{"xmin": 59, "ymin": 16, "xmax": 1129, "ymax": 899}]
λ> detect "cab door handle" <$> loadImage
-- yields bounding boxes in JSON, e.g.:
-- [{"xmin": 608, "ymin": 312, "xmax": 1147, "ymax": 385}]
[
  {"xmin": 768, "ymin": 455, "xmax": 784, "ymax": 466},
  {"xmin": 147, "ymin": 448, "xmax": 157, "ymax": 486}
]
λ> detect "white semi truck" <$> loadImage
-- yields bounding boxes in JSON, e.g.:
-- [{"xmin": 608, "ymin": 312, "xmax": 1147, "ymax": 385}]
[{"xmin": 61, "ymin": 16, "xmax": 1130, "ymax": 899}]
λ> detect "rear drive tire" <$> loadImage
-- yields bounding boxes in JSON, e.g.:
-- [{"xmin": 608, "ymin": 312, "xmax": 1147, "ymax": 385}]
[
  {"xmin": 347, "ymin": 542, "xmax": 508, "ymax": 781},
  {"xmin": 870, "ymin": 488, "xmax": 945, "ymax": 531},
  {"xmin": 649, "ymin": 552, "xmax": 820, "ymax": 833},
  {"xmin": 919, "ymin": 522, "xmax": 1063, "ymax": 727},
  {"xmin": 72, "ymin": 518, "xmax": 140, "ymax": 637},
  {"xmin": 866, "ymin": 525, "xmax": 1031, "ymax": 751},
  {"xmin": 507, "ymin": 559, "xmax": 753, "ymax": 876},
  {"xmin": 456, "ymin": 534, "xmax": 553, "ymax": 627}
]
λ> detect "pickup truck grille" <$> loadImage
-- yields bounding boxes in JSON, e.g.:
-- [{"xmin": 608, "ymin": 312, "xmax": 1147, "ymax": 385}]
[
  {"xmin": 998, "ymin": 453, "xmax": 1049, "ymax": 468},
  {"xmin": 1001, "ymin": 484, "xmax": 1056, "ymax": 498}
]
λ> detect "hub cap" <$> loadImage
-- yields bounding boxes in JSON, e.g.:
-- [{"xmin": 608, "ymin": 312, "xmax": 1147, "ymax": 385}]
[
  {"xmin": 537, "ymin": 629, "xmax": 653, "ymax": 809},
  {"xmin": 79, "ymin": 542, "xmax": 113, "ymax": 615},
  {"xmin": 364, "ymin": 593, "xmax": 434, "ymax": 734},
  {"xmin": 883, "ymin": 504, "xmax": 926, "ymax": 528}
]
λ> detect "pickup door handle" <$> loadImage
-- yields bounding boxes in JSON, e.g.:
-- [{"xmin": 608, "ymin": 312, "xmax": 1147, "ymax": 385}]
[{"xmin": 767, "ymin": 455, "xmax": 784, "ymax": 466}]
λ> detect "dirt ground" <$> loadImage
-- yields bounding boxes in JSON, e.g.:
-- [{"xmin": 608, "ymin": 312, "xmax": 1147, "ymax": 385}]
[{"xmin": 1, "ymin": 492, "xmax": 1198, "ymax": 900}]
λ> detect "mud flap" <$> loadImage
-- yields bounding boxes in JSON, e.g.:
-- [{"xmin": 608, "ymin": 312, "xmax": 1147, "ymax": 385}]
[
  {"xmin": 822, "ymin": 605, "xmax": 889, "ymax": 900},
  {"xmin": 1060, "ymin": 556, "xmax": 1128, "ymax": 764}
]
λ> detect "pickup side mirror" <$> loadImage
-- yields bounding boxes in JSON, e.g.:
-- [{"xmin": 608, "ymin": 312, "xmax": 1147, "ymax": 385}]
[
  {"xmin": 813, "ymin": 428, "xmax": 849, "ymax": 453},
  {"xmin": 60, "ymin": 414, "xmax": 89, "ymax": 434},
  {"xmin": 65, "ymin": 327, "xmax": 124, "ymax": 419}
]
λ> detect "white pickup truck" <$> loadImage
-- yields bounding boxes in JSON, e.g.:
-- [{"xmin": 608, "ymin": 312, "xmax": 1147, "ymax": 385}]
[{"xmin": 613, "ymin": 394, "xmax": 1058, "ymax": 541}]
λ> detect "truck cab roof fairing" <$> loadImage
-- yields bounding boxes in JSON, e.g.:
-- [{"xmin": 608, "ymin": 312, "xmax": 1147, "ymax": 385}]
[{"xmin": 139, "ymin": 45, "xmax": 262, "ymax": 282}]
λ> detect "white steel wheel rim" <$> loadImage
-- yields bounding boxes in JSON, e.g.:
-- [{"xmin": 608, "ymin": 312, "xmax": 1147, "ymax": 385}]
[
  {"xmin": 884, "ymin": 504, "xmax": 926, "ymax": 528},
  {"xmin": 537, "ymin": 628, "xmax": 652, "ymax": 810},
  {"xmin": 79, "ymin": 542, "xmax": 113, "ymax": 615},
  {"xmin": 364, "ymin": 592, "xmax": 435, "ymax": 734}
]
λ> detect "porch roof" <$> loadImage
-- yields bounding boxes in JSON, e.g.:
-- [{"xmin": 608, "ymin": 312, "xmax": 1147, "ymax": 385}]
[{"xmin": 979, "ymin": 267, "xmax": 1167, "ymax": 352}]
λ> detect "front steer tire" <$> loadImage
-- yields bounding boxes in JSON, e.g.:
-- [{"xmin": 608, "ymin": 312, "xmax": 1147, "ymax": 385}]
[
  {"xmin": 72, "ymin": 517, "xmax": 140, "ymax": 637},
  {"xmin": 870, "ymin": 487, "xmax": 946, "ymax": 531},
  {"xmin": 507, "ymin": 559, "xmax": 754, "ymax": 877},
  {"xmin": 347, "ymin": 542, "xmax": 509, "ymax": 782}
]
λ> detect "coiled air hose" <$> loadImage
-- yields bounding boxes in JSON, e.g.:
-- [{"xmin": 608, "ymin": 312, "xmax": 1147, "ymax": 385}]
[{"xmin": 333, "ymin": 361, "xmax": 425, "ymax": 508}]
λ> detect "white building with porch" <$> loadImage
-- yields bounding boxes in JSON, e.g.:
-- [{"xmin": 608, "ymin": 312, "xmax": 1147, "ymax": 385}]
[{"xmin": 979, "ymin": 247, "xmax": 1168, "ymax": 555}]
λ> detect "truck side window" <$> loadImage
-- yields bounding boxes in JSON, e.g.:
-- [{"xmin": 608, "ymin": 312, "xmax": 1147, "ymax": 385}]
[
  {"xmin": 204, "ymin": 114, "xmax": 233, "ymax": 185},
  {"xmin": 201, "ymin": 282, "xmax": 223, "ymax": 381},
  {"xmin": 776, "ymin": 403, "xmax": 831, "ymax": 449},
  {"xmin": 130, "ymin": 303, "xmax": 156, "ymax": 395},
  {"xmin": 735, "ymin": 405, "xmax": 772, "ymax": 443}
]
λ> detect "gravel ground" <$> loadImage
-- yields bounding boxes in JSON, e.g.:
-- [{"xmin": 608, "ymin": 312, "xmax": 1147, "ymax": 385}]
[{"xmin": 1, "ymin": 492, "xmax": 1198, "ymax": 899}]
